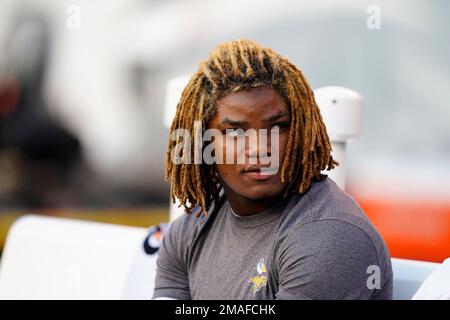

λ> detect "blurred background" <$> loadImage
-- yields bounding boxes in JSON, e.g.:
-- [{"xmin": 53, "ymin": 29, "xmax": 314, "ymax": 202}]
[{"xmin": 0, "ymin": 0, "xmax": 449, "ymax": 262}]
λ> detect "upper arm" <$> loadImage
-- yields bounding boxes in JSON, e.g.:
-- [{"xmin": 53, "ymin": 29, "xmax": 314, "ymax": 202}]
[
  {"xmin": 152, "ymin": 218, "xmax": 191, "ymax": 300},
  {"xmin": 275, "ymin": 219, "xmax": 383, "ymax": 300}
]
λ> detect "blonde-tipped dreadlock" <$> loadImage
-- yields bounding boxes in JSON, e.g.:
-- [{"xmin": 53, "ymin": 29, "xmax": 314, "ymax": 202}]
[{"xmin": 165, "ymin": 39, "xmax": 338, "ymax": 217}]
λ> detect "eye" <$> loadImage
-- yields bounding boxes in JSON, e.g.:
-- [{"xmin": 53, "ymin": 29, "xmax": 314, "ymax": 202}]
[
  {"xmin": 224, "ymin": 129, "xmax": 245, "ymax": 138},
  {"xmin": 271, "ymin": 121, "xmax": 289, "ymax": 130}
]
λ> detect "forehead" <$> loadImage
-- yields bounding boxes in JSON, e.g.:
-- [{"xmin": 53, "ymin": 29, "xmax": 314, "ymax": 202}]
[{"xmin": 214, "ymin": 87, "xmax": 289, "ymax": 120}]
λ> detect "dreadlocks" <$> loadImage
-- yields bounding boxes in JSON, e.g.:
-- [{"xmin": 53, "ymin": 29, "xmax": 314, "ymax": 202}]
[{"xmin": 165, "ymin": 39, "xmax": 338, "ymax": 216}]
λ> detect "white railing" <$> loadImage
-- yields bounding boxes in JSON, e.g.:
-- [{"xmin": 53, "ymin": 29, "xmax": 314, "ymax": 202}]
[{"xmin": 0, "ymin": 214, "xmax": 442, "ymax": 299}]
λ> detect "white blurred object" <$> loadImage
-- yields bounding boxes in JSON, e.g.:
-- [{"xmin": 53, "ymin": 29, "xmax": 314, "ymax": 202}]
[
  {"xmin": 164, "ymin": 75, "xmax": 191, "ymax": 129},
  {"xmin": 314, "ymin": 86, "xmax": 363, "ymax": 190},
  {"xmin": 0, "ymin": 215, "xmax": 157, "ymax": 299},
  {"xmin": 412, "ymin": 258, "xmax": 450, "ymax": 300},
  {"xmin": 164, "ymin": 75, "xmax": 191, "ymax": 223},
  {"xmin": 391, "ymin": 258, "xmax": 440, "ymax": 300}
]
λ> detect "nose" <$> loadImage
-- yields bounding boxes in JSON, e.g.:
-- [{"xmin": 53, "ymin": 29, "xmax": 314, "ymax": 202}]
[{"xmin": 245, "ymin": 129, "xmax": 272, "ymax": 163}]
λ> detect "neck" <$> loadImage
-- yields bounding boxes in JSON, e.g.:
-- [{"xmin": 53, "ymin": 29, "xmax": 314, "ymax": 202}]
[{"xmin": 224, "ymin": 189, "xmax": 283, "ymax": 217}]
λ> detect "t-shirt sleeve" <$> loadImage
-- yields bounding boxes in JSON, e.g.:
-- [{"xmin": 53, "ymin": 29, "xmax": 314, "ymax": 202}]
[
  {"xmin": 152, "ymin": 217, "xmax": 191, "ymax": 300},
  {"xmin": 275, "ymin": 219, "xmax": 384, "ymax": 300}
]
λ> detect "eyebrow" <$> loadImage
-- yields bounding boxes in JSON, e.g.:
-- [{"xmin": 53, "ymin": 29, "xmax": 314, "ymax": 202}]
[
  {"xmin": 264, "ymin": 112, "xmax": 289, "ymax": 122},
  {"xmin": 219, "ymin": 112, "xmax": 289, "ymax": 126},
  {"xmin": 220, "ymin": 118, "xmax": 249, "ymax": 126}
]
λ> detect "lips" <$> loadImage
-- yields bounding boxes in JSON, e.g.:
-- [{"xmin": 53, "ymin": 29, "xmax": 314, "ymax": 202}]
[
  {"xmin": 242, "ymin": 165, "xmax": 278, "ymax": 181},
  {"xmin": 243, "ymin": 164, "xmax": 268, "ymax": 172}
]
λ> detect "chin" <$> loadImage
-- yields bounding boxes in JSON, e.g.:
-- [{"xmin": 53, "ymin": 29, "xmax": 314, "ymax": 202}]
[{"xmin": 241, "ymin": 185, "xmax": 283, "ymax": 200}]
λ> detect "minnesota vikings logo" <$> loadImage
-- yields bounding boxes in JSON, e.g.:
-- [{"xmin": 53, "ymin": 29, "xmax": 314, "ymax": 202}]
[{"xmin": 248, "ymin": 258, "xmax": 268, "ymax": 295}]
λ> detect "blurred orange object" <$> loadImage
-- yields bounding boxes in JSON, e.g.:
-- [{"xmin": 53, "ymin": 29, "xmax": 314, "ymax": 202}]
[{"xmin": 357, "ymin": 197, "xmax": 450, "ymax": 263}]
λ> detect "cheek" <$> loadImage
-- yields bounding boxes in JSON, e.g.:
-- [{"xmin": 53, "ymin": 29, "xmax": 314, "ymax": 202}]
[
  {"xmin": 215, "ymin": 164, "xmax": 238, "ymax": 190},
  {"xmin": 271, "ymin": 132, "xmax": 289, "ymax": 161},
  {"xmin": 214, "ymin": 143, "xmax": 241, "ymax": 183},
  {"xmin": 279, "ymin": 133, "xmax": 289, "ymax": 154},
  {"xmin": 213, "ymin": 137, "xmax": 240, "ymax": 163},
  {"xmin": 213, "ymin": 139, "xmax": 234, "ymax": 174}
]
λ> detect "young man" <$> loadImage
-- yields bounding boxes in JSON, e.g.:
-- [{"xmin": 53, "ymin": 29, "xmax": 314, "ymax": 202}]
[{"xmin": 153, "ymin": 39, "xmax": 393, "ymax": 300}]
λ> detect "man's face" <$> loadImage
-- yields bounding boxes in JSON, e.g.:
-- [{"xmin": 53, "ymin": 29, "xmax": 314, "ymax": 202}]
[{"xmin": 208, "ymin": 86, "xmax": 290, "ymax": 201}]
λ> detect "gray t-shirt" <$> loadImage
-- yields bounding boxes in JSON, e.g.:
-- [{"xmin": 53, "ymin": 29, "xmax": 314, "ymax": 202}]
[{"xmin": 153, "ymin": 177, "xmax": 393, "ymax": 300}]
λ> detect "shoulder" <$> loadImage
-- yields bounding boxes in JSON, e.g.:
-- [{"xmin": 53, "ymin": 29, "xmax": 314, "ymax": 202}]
[
  {"xmin": 306, "ymin": 176, "xmax": 369, "ymax": 223},
  {"xmin": 282, "ymin": 219, "xmax": 379, "ymax": 259},
  {"xmin": 275, "ymin": 178, "xmax": 393, "ymax": 295},
  {"xmin": 156, "ymin": 205, "xmax": 211, "ymax": 274},
  {"xmin": 275, "ymin": 219, "xmax": 392, "ymax": 299},
  {"xmin": 282, "ymin": 177, "xmax": 387, "ymax": 256},
  {"xmin": 165, "ymin": 206, "xmax": 209, "ymax": 244}
]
